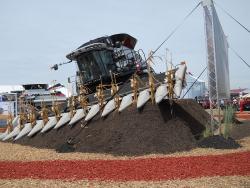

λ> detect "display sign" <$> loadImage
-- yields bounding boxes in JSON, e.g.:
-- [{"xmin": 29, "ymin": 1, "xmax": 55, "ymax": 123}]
[{"xmin": 0, "ymin": 101, "xmax": 15, "ymax": 115}]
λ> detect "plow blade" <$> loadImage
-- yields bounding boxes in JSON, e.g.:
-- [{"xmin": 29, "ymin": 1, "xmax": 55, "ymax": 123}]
[
  {"xmin": 85, "ymin": 104, "xmax": 99, "ymax": 121},
  {"xmin": 0, "ymin": 129, "xmax": 8, "ymax": 140},
  {"xmin": 14, "ymin": 123, "xmax": 32, "ymax": 141},
  {"xmin": 137, "ymin": 89, "xmax": 150, "ymax": 109},
  {"xmin": 69, "ymin": 109, "xmax": 85, "ymax": 125},
  {"xmin": 41, "ymin": 116, "xmax": 57, "ymax": 133},
  {"xmin": 28, "ymin": 120, "xmax": 44, "ymax": 137},
  {"xmin": 3, "ymin": 126, "xmax": 20, "ymax": 141},
  {"xmin": 1, "ymin": 116, "xmax": 20, "ymax": 140},
  {"xmin": 174, "ymin": 63, "xmax": 186, "ymax": 98},
  {"xmin": 118, "ymin": 93, "xmax": 133, "ymax": 112},
  {"xmin": 54, "ymin": 112, "xmax": 71, "ymax": 129},
  {"xmin": 101, "ymin": 99, "xmax": 115, "ymax": 117},
  {"xmin": 155, "ymin": 84, "xmax": 168, "ymax": 104},
  {"xmin": 12, "ymin": 116, "xmax": 19, "ymax": 127}
]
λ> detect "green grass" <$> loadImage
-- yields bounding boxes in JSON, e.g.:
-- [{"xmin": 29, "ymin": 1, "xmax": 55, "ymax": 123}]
[
  {"xmin": 203, "ymin": 122, "xmax": 213, "ymax": 138},
  {"xmin": 222, "ymin": 105, "xmax": 235, "ymax": 139}
]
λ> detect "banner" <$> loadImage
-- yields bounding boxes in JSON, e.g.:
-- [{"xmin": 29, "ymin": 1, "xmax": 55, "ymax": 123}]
[
  {"xmin": 0, "ymin": 101, "xmax": 15, "ymax": 115},
  {"xmin": 203, "ymin": 0, "xmax": 230, "ymax": 100},
  {"xmin": 211, "ymin": 5, "xmax": 230, "ymax": 99}
]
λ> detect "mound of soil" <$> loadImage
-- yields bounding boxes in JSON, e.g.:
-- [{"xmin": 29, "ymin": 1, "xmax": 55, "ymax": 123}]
[
  {"xmin": 15, "ymin": 122, "xmax": 82, "ymax": 150},
  {"xmin": 173, "ymin": 99, "xmax": 210, "ymax": 137},
  {"xmin": 16, "ymin": 99, "xmax": 209, "ymax": 156},
  {"xmin": 198, "ymin": 135, "xmax": 241, "ymax": 149}
]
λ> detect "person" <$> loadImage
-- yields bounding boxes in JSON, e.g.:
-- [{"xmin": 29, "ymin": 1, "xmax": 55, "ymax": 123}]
[
  {"xmin": 239, "ymin": 97, "xmax": 244, "ymax": 112},
  {"xmin": 220, "ymin": 99, "xmax": 225, "ymax": 110},
  {"xmin": 233, "ymin": 97, "xmax": 238, "ymax": 110}
]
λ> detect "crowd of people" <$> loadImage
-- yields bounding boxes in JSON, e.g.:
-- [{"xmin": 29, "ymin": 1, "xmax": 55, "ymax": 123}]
[{"xmin": 195, "ymin": 95, "xmax": 250, "ymax": 112}]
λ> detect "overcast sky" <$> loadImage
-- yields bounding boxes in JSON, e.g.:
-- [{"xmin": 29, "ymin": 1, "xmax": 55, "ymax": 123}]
[{"xmin": 0, "ymin": 0, "xmax": 249, "ymax": 89}]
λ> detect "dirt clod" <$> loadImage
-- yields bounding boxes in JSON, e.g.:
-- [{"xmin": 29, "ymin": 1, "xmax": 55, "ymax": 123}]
[{"xmin": 56, "ymin": 143, "xmax": 75, "ymax": 153}]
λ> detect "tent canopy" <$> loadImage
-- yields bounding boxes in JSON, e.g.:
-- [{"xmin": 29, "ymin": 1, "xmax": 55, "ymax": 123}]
[
  {"xmin": 0, "ymin": 85, "xmax": 23, "ymax": 93},
  {"xmin": 242, "ymin": 93, "xmax": 250, "ymax": 98}
]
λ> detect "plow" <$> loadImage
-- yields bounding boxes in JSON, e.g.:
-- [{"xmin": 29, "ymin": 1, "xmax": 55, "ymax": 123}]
[
  {"xmin": 1, "ymin": 33, "xmax": 190, "ymax": 143},
  {"xmin": 1, "ymin": 1, "xmax": 250, "ymax": 186}
]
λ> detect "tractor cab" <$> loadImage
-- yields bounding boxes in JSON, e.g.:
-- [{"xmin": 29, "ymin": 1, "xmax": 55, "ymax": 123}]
[{"xmin": 66, "ymin": 33, "xmax": 147, "ymax": 93}]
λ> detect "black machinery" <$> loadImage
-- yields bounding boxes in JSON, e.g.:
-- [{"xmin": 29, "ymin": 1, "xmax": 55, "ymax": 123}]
[{"xmin": 52, "ymin": 33, "xmax": 149, "ymax": 95}]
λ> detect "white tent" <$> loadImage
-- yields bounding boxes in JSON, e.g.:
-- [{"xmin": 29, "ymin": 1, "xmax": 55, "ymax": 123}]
[
  {"xmin": 242, "ymin": 93, "xmax": 250, "ymax": 98},
  {"xmin": 48, "ymin": 84, "xmax": 72, "ymax": 97},
  {"xmin": 0, "ymin": 85, "xmax": 23, "ymax": 93},
  {"xmin": 181, "ymin": 75, "xmax": 206, "ymax": 99}
]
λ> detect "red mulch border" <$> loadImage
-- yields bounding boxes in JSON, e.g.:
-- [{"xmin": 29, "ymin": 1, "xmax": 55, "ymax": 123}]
[{"xmin": 0, "ymin": 151, "xmax": 250, "ymax": 181}]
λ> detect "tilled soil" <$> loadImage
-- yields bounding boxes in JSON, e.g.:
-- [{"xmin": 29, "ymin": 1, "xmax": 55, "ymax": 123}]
[
  {"xmin": 15, "ymin": 99, "xmax": 208, "ymax": 156},
  {"xmin": 15, "ymin": 124, "xmax": 79, "ymax": 150}
]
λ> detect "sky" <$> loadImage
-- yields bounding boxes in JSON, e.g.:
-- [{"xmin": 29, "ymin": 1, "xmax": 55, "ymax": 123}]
[{"xmin": 0, "ymin": 0, "xmax": 249, "ymax": 89}]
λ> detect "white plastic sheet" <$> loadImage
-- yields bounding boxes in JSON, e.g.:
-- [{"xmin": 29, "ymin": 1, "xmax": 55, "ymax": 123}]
[{"xmin": 203, "ymin": 1, "xmax": 230, "ymax": 100}]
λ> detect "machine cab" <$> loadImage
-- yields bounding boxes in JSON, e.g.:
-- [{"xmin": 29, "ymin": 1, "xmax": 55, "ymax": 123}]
[{"xmin": 66, "ymin": 33, "xmax": 146, "ymax": 92}]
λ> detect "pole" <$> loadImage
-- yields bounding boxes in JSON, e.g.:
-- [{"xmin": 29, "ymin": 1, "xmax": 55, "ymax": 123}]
[
  {"xmin": 218, "ymin": 99, "xmax": 221, "ymax": 135},
  {"xmin": 15, "ymin": 93, "xmax": 18, "ymax": 117}
]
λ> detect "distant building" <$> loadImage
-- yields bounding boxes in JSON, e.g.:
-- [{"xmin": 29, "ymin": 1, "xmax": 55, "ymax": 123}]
[
  {"xmin": 0, "ymin": 86, "xmax": 21, "ymax": 132},
  {"xmin": 0, "ymin": 85, "xmax": 24, "ymax": 94},
  {"xmin": 230, "ymin": 88, "xmax": 249, "ymax": 99}
]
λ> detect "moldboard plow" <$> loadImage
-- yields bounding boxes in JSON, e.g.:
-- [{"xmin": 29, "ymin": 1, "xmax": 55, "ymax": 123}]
[{"xmin": 1, "ymin": 34, "xmax": 207, "ymax": 155}]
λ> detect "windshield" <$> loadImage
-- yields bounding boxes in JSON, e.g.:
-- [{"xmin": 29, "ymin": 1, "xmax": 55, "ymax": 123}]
[{"xmin": 77, "ymin": 50, "xmax": 114, "ymax": 82}]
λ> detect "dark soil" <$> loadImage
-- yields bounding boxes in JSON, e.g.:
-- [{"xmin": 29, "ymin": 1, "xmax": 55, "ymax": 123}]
[
  {"xmin": 230, "ymin": 120, "xmax": 250, "ymax": 140},
  {"xmin": 56, "ymin": 142, "xmax": 76, "ymax": 153},
  {"xmin": 172, "ymin": 99, "xmax": 210, "ymax": 137},
  {"xmin": 15, "ymin": 122, "xmax": 82, "ymax": 150},
  {"xmin": 198, "ymin": 135, "xmax": 241, "ymax": 149},
  {"xmin": 16, "ymin": 99, "xmax": 209, "ymax": 156}
]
